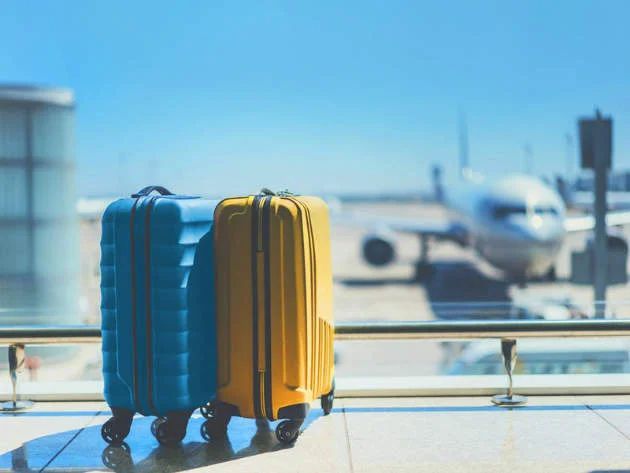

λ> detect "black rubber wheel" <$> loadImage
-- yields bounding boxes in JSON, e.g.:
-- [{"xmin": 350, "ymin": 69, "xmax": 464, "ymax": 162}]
[
  {"xmin": 101, "ymin": 418, "xmax": 129, "ymax": 446},
  {"xmin": 101, "ymin": 443, "xmax": 132, "ymax": 470},
  {"xmin": 275, "ymin": 420, "xmax": 300, "ymax": 445},
  {"xmin": 200, "ymin": 402, "xmax": 217, "ymax": 420},
  {"xmin": 200, "ymin": 418, "xmax": 226, "ymax": 442},
  {"xmin": 151, "ymin": 417, "xmax": 165, "ymax": 438},
  {"xmin": 153, "ymin": 418, "xmax": 185, "ymax": 446},
  {"xmin": 321, "ymin": 381, "xmax": 335, "ymax": 416}
]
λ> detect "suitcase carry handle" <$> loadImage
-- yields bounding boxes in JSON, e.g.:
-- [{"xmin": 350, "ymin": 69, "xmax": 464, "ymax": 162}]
[
  {"xmin": 132, "ymin": 186, "xmax": 174, "ymax": 198},
  {"xmin": 259, "ymin": 188, "xmax": 296, "ymax": 197}
]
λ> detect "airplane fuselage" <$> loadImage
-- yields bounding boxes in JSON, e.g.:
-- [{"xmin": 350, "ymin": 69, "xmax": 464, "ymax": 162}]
[{"xmin": 446, "ymin": 174, "xmax": 567, "ymax": 279}]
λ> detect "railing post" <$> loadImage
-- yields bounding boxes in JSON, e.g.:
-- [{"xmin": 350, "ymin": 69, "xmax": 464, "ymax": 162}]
[
  {"xmin": 2, "ymin": 343, "xmax": 33, "ymax": 412},
  {"xmin": 492, "ymin": 338, "xmax": 527, "ymax": 406}
]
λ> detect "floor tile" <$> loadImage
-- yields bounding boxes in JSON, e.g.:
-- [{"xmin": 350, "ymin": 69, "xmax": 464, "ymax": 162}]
[
  {"xmin": 0, "ymin": 402, "xmax": 103, "ymax": 472},
  {"xmin": 578, "ymin": 394, "xmax": 630, "ymax": 442},
  {"xmin": 45, "ymin": 401, "xmax": 351, "ymax": 473},
  {"xmin": 4, "ymin": 398, "xmax": 630, "ymax": 473},
  {"xmin": 342, "ymin": 397, "xmax": 630, "ymax": 473}
]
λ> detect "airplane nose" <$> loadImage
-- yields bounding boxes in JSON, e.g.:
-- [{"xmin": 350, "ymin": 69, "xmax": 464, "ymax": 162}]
[{"xmin": 515, "ymin": 217, "xmax": 565, "ymax": 244}]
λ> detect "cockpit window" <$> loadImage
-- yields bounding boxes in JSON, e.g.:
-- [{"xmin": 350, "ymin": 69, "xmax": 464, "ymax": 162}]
[
  {"xmin": 492, "ymin": 205, "xmax": 526, "ymax": 220},
  {"xmin": 534, "ymin": 206, "xmax": 559, "ymax": 216}
]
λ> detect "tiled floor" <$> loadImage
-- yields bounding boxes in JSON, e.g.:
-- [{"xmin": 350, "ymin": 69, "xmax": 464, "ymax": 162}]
[{"xmin": 2, "ymin": 396, "xmax": 630, "ymax": 472}]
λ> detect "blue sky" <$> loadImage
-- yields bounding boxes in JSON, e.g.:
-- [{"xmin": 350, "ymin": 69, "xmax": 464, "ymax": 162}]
[{"xmin": 2, "ymin": 1, "xmax": 629, "ymax": 197}]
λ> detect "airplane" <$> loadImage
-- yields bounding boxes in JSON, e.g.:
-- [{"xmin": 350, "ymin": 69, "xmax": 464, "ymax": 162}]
[{"xmin": 356, "ymin": 169, "xmax": 630, "ymax": 283}]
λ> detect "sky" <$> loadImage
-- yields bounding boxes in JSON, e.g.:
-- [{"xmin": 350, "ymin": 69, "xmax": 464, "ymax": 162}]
[{"xmin": 1, "ymin": 0, "xmax": 630, "ymax": 197}]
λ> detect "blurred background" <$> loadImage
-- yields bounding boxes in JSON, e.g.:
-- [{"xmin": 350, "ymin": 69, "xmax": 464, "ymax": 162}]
[{"xmin": 2, "ymin": 0, "xmax": 630, "ymax": 382}]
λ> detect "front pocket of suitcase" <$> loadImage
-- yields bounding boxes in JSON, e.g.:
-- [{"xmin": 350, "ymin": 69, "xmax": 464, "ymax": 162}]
[
  {"xmin": 319, "ymin": 317, "xmax": 334, "ymax": 395},
  {"xmin": 282, "ymin": 298, "xmax": 307, "ymax": 390}
]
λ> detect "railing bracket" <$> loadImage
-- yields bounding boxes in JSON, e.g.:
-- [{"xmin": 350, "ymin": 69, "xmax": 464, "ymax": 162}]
[
  {"xmin": 492, "ymin": 338, "xmax": 527, "ymax": 407},
  {"xmin": 1, "ymin": 344, "xmax": 33, "ymax": 412}
]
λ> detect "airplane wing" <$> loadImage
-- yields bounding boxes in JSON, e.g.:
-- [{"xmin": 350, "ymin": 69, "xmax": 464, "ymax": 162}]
[
  {"xmin": 564, "ymin": 211, "xmax": 630, "ymax": 233},
  {"xmin": 338, "ymin": 213, "xmax": 468, "ymax": 244}
]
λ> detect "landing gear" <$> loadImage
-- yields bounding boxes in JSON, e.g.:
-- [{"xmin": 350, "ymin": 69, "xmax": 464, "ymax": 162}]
[
  {"xmin": 545, "ymin": 266, "xmax": 557, "ymax": 282},
  {"xmin": 413, "ymin": 262, "xmax": 433, "ymax": 282},
  {"xmin": 413, "ymin": 235, "xmax": 433, "ymax": 282},
  {"xmin": 200, "ymin": 401, "xmax": 231, "ymax": 442},
  {"xmin": 321, "ymin": 380, "xmax": 335, "ymax": 416},
  {"xmin": 275, "ymin": 419, "xmax": 302, "ymax": 445},
  {"xmin": 101, "ymin": 408, "xmax": 133, "ymax": 445}
]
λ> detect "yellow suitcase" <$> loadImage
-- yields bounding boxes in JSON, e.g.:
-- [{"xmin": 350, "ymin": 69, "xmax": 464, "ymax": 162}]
[{"xmin": 202, "ymin": 191, "xmax": 335, "ymax": 444}]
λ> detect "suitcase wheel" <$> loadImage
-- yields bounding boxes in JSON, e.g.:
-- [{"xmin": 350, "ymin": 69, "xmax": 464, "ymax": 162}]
[
  {"xmin": 321, "ymin": 380, "xmax": 335, "ymax": 416},
  {"xmin": 275, "ymin": 420, "xmax": 301, "ymax": 445},
  {"xmin": 200, "ymin": 401, "xmax": 217, "ymax": 420},
  {"xmin": 200, "ymin": 417, "xmax": 228, "ymax": 442},
  {"xmin": 101, "ymin": 417, "xmax": 131, "ymax": 445},
  {"xmin": 151, "ymin": 417, "xmax": 186, "ymax": 446},
  {"xmin": 101, "ymin": 443, "xmax": 132, "ymax": 470}
]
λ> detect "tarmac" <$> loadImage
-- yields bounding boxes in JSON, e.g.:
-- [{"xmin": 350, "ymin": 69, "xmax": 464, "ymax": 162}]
[{"xmin": 333, "ymin": 201, "xmax": 630, "ymax": 377}]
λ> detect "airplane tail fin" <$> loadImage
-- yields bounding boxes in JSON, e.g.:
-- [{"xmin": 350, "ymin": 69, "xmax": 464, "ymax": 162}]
[
  {"xmin": 555, "ymin": 175, "xmax": 573, "ymax": 206},
  {"xmin": 458, "ymin": 110, "xmax": 470, "ymax": 179},
  {"xmin": 457, "ymin": 110, "xmax": 484, "ymax": 183},
  {"xmin": 431, "ymin": 164, "xmax": 445, "ymax": 203}
]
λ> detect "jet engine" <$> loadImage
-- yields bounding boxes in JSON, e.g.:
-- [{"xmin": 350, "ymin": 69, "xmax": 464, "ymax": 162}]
[{"xmin": 362, "ymin": 232, "xmax": 396, "ymax": 266}]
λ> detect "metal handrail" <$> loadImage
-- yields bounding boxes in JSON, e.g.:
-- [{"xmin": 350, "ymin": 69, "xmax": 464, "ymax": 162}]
[
  {"xmin": 2, "ymin": 320, "xmax": 630, "ymax": 344},
  {"xmin": 334, "ymin": 319, "xmax": 630, "ymax": 340},
  {"xmin": 3, "ymin": 320, "xmax": 630, "ymax": 410},
  {"xmin": 0, "ymin": 326, "xmax": 101, "ymax": 345}
]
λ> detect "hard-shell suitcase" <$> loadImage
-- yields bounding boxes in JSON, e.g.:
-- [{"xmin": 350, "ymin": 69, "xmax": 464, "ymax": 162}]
[
  {"xmin": 207, "ymin": 191, "xmax": 335, "ymax": 444},
  {"xmin": 100, "ymin": 186, "xmax": 218, "ymax": 445}
]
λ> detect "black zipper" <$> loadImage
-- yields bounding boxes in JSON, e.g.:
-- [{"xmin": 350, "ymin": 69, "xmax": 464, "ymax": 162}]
[
  {"xmin": 262, "ymin": 197, "xmax": 273, "ymax": 420},
  {"xmin": 251, "ymin": 195, "xmax": 263, "ymax": 419},
  {"xmin": 144, "ymin": 196, "xmax": 157, "ymax": 415},
  {"xmin": 129, "ymin": 199, "xmax": 140, "ymax": 411}
]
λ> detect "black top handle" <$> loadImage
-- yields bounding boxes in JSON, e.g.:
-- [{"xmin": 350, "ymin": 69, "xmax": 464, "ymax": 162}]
[{"xmin": 131, "ymin": 186, "xmax": 174, "ymax": 198}]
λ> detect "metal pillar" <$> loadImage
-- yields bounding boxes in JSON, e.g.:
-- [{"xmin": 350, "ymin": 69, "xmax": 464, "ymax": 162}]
[
  {"xmin": 579, "ymin": 111, "xmax": 612, "ymax": 318},
  {"xmin": 593, "ymin": 135, "xmax": 608, "ymax": 318}
]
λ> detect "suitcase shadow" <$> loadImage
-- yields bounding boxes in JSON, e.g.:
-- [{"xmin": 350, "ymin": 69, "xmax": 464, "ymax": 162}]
[{"xmin": 0, "ymin": 410, "xmax": 325, "ymax": 472}]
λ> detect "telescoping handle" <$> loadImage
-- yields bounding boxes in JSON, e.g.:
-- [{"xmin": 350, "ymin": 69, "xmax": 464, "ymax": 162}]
[{"xmin": 131, "ymin": 186, "xmax": 174, "ymax": 198}]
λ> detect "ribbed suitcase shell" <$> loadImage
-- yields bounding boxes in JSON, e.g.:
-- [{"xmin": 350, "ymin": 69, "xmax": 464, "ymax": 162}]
[
  {"xmin": 101, "ymin": 194, "xmax": 217, "ymax": 418},
  {"xmin": 213, "ymin": 195, "xmax": 334, "ymax": 421}
]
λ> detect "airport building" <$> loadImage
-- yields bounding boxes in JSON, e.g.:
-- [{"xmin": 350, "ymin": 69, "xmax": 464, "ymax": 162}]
[
  {"xmin": 0, "ymin": 85, "xmax": 79, "ymax": 326},
  {"xmin": 574, "ymin": 169, "xmax": 630, "ymax": 192}
]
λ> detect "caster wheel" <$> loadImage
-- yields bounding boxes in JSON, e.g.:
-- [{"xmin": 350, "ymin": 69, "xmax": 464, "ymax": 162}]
[
  {"xmin": 151, "ymin": 417, "xmax": 166, "ymax": 437},
  {"xmin": 153, "ymin": 418, "xmax": 185, "ymax": 446},
  {"xmin": 101, "ymin": 443, "xmax": 132, "ymax": 470},
  {"xmin": 200, "ymin": 418, "xmax": 228, "ymax": 442},
  {"xmin": 275, "ymin": 420, "xmax": 300, "ymax": 445},
  {"xmin": 200, "ymin": 402, "xmax": 217, "ymax": 420},
  {"xmin": 321, "ymin": 382, "xmax": 335, "ymax": 416},
  {"xmin": 101, "ymin": 418, "xmax": 129, "ymax": 445}
]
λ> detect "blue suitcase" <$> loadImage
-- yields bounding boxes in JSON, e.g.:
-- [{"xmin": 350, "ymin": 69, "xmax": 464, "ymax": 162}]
[{"xmin": 100, "ymin": 186, "xmax": 218, "ymax": 445}]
